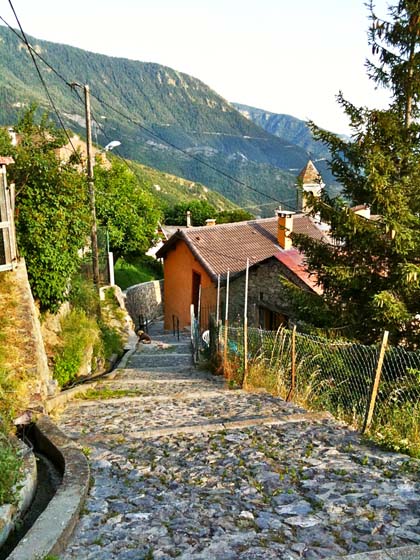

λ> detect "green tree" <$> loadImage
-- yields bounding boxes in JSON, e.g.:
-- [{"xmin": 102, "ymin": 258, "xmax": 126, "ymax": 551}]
[
  {"xmin": 164, "ymin": 200, "xmax": 216, "ymax": 226},
  {"xmin": 292, "ymin": 1, "xmax": 420, "ymax": 347},
  {"xmin": 9, "ymin": 107, "xmax": 90, "ymax": 312},
  {"xmin": 94, "ymin": 160, "xmax": 161, "ymax": 262},
  {"xmin": 0, "ymin": 127, "xmax": 13, "ymax": 155},
  {"xmin": 164, "ymin": 200, "xmax": 254, "ymax": 226},
  {"xmin": 216, "ymin": 208, "xmax": 254, "ymax": 223}
]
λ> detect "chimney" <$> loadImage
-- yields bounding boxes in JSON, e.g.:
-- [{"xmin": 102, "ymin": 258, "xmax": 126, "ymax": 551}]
[
  {"xmin": 205, "ymin": 218, "xmax": 216, "ymax": 227},
  {"xmin": 186, "ymin": 211, "xmax": 192, "ymax": 228},
  {"xmin": 276, "ymin": 209, "xmax": 294, "ymax": 250}
]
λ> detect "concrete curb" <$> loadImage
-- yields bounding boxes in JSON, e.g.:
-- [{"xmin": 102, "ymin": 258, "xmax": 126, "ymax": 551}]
[
  {"xmin": 6, "ymin": 415, "xmax": 90, "ymax": 560},
  {"xmin": 45, "ymin": 382, "xmax": 99, "ymax": 413},
  {"xmin": 0, "ymin": 439, "xmax": 37, "ymax": 549}
]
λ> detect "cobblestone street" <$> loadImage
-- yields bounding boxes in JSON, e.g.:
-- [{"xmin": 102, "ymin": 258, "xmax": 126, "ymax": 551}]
[{"xmin": 58, "ymin": 321, "xmax": 420, "ymax": 560}]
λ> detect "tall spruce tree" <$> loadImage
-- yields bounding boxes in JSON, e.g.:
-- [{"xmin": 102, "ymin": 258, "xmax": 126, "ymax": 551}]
[{"xmin": 292, "ymin": 1, "xmax": 420, "ymax": 347}]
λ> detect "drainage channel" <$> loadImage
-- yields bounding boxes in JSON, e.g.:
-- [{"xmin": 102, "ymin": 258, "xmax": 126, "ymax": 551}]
[{"xmin": 0, "ymin": 425, "xmax": 63, "ymax": 560}]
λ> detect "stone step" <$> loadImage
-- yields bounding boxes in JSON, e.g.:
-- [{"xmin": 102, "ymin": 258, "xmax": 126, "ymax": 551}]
[
  {"xmin": 129, "ymin": 354, "xmax": 192, "ymax": 365},
  {"xmin": 123, "ymin": 365, "xmax": 199, "ymax": 375},
  {"xmin": 147, "ymin": 338, "xmax": 190, "ymax": 344},
  {"xmin": 82, "ymin": 411, "xmax": 332, "ymax": 442},
  {"xmin": 137, "ymin": 343, "xmax": 192, "ymax": 354}
]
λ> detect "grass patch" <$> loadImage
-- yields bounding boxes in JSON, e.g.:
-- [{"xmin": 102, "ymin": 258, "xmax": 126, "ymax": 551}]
[
  {"xmin": 0, "ymin": 434, "xmax": 22, "ymax": 506},
  {"xmin": 53, "ymin": 284, "xmax": 125, "ymax": 387},
  {"xmin": 76, "ymin": 387, "xmax": 144, "ymax": 400},
  {"xmin": 53, "ymin": 309, "xmax": 99, "ymax": 387},
  {"xmin": 114, "ymin": 255, "xmax": 162, "ymax": 290},
  {"xmin": 0, "ymin": 272, "xmax": 29, "ymax": 506},
  {"xmin": 370, "ymin": 403, "xmax": 420, "ymax": 458}
]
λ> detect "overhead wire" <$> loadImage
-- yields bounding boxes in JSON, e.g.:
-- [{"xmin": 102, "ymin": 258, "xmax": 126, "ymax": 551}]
[
  {"xmin": 4, "ymin": 2, "xmax": 82, "ymax": 164},
  {"xmin": 0, "ymin": 12, "xmax": 301, "ymax": 213},
  {"xmin": 89, "ymin": 89, "xmax": 298, "ymax": 212}
]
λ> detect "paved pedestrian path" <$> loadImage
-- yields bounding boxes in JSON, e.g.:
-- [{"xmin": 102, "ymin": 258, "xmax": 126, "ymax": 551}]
[{"xmin": 58, "ymin": 321, "xmax": 420, "ymax": 560}]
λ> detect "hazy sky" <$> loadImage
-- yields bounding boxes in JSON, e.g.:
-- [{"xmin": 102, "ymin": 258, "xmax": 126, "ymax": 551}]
[{"xmin": 1, "ymin": 0, "xmax": 391, "ymax": 133}]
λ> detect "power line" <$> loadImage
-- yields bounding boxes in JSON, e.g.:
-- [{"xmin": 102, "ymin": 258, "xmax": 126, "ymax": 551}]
[
  {"xmin": 5, "ymin": 3, "xmax": 82, "ymax": 164},
  {"xmin": 89, "ymin": 90, "xmax": 297, "ymax": 212},
  {"xmin": 0, "ymin": 16, "xmax": 298, "ymax": 211}
]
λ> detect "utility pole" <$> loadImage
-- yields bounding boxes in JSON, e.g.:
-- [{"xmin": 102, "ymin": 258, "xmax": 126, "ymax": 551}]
[{"xmin": 83, "ymin": 85, "xmax": 101, "ymax": 306}]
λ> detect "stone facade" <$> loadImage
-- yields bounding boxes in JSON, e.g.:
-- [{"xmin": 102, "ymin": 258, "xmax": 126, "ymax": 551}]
[
  {"xmin": 223, "ymin": 258, "xmax": 310, "ymax": 329},
  {"xmin": 125, "ymin": 280, "xmax": 164, "ymax": 328}
]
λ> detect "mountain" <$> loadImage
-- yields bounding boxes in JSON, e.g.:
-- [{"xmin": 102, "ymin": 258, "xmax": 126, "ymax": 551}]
[
  {"xmin": 232, "ymin": 102, "xmax": 342, "ymax": 192},
  {"xmin": 126, "ymin": 158, "xmax": 236, "ymax": 211},
  {"xmin": 232, "ymin": 103, "xmax": 330, "ymax": 159},
  {"xmin": 0, "ymin": 26, "xmax": 316, "ymax": 214}
]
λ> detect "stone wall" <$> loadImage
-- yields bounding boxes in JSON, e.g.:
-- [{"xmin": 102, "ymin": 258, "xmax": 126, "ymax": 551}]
[
  {"xmin": 125, "ymin": 280, "xmax": 164, "ymax": 328},
  {"xmin": 10, "ymin": 260, "xmax": 56, "ymax": 403},
  {"xmin": 222, "ymin": 259, "xmax": 308, "ymax": 328}
]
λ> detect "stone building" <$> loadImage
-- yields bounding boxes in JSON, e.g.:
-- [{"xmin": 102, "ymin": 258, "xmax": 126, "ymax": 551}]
[{"xmin": 157, "ymin": 163, "xmax": 330, "ymax": 331}]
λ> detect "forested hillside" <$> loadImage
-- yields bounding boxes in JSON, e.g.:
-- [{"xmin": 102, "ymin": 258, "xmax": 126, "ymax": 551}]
[
  {"xmin": 126, "ymin": 158, "xmax": 236, "ymax": 212},
  {"xmin": 0, "ymin": 25, "xmax": 313, "ymax": 214},
  {"xmin": 232, "ymin": 102, "xmax": 341, "ymax": 190}
]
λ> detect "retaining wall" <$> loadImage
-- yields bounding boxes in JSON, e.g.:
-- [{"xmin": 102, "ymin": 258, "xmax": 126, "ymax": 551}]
[{"xmin": 125, "ymin": 280, "xmax": 164, "ymax": 328}]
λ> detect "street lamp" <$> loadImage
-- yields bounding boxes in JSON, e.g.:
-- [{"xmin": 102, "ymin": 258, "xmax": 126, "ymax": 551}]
[{"xmin": 104, "ymin": 140, "xmax": 121, "ymax": 152}]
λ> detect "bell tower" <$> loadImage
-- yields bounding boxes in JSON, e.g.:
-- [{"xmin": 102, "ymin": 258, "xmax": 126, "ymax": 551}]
[{"xmin": 297, "ymin": 160, "xmax": 324, "ymax": 213}]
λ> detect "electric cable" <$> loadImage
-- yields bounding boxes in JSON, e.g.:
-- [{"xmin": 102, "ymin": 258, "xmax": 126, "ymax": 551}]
[
  {"xmin": 0, "ymin": 14, "xmax": 310, "ymax": 213},
  {"xmin": 89, "ymin": 89, "xmax": 298, "ymax": 211},
  {"xmin": 3, "ymin": 4, "xmax": 82, "ymax": 163}
]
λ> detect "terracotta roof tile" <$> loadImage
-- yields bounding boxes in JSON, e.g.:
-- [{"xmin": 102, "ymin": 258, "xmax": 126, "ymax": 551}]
[
  {"xmin": 157, "ymin": 214, "xmax": 330, "ymax": 283},
  {"xmin": 274, "ymin": 249, "xmax": 322, "ymax": 294}
]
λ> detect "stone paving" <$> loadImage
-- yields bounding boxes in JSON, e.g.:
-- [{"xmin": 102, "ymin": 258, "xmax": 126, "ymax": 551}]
[{"xmin": 58, "ymin": 321, "xmax": 420, "ymax": 560}]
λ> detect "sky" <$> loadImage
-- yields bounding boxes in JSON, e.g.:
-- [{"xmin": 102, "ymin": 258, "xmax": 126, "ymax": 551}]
[{"xmin": 1, "ymin": 0, "xmax": 392, "ymax": 134}]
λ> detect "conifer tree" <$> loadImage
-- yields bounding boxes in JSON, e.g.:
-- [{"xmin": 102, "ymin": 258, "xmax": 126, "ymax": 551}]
[{"xmin": 292, "ymin": 1, "xmax": 420, "ymax": 347}]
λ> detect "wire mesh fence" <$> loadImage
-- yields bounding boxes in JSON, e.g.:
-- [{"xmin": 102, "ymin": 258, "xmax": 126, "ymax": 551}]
[{"xmin": 218, "ymin": 324, "xmax": 420, "ymax": 453}]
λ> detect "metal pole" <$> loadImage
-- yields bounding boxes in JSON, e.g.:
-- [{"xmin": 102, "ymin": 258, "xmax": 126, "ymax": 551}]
[
  {"xmin": 83, "ymin": 84, "xmax": 101, "ymax": 304},
  {"xmin": 223, "ymin": 270, "xmax": 230, "ymax": 373},
  {"xmin": 216, "ymin": 274, "xmax": 220, "ymax": 324},
  {"xmin": 197, "ymin": 284, "xmax": 202, "ymax": 331},
  {"xmin": 243, "ymin": 259, "xmax": 249, "ymax": 385}
]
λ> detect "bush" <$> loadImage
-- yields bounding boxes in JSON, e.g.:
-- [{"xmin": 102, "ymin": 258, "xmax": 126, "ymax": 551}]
[
  {"xmin": 99, "ymin": 322, "xmax": 123, "ymax": 359},
  {"xmin": 68, "ymin": 273, "xmax": 100, "ymax": 318},
  {"xmin": 53, "ymin": 310, "xmax": 99, "ymax": 387}
]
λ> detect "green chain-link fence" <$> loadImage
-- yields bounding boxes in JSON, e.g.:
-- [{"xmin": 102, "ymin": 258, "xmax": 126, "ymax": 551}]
[{"xmin": 218, "ymin": 324, "xmax": 420, "ymax": 455}]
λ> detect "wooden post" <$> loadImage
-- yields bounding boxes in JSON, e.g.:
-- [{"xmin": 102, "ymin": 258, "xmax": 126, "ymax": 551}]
[
  {"xmin": 242, "ymin": 259, "xmax": 250, "ymax": 387},
  {"xmin": 287, "ymin": 325, "xmax": 297, "ymax": 401},
  {"xmin": 83, "ymin": 86, "xmax": 101, "ymax": 296},
  {"xmin": 223, "ymin": 270, "xmax": 230, "ymax": 374},
  {"xmin": 362, "ymin": 330, "xmax": 389, "ymax": 433}
]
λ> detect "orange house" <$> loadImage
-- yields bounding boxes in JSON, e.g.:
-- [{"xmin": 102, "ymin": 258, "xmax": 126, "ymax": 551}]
[
  {"xmin": 157, "ymin": 234, "xmax": 217, "ymax": 331},
  {"xmin": 156, "ymin": 210, "xmax": 329, "ymax": 331}
]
